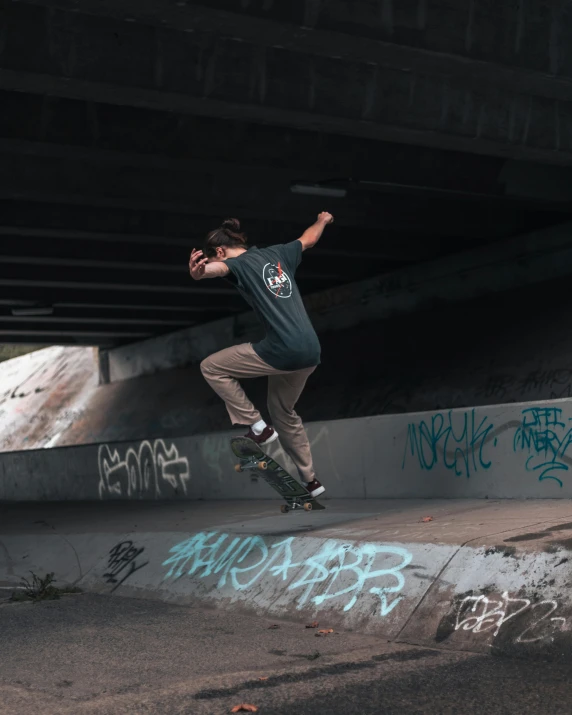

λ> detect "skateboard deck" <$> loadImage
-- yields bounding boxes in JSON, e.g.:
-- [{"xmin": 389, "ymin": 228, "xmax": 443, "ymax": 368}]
[{"xmin": 230, "ymin": 437, "xmax": 325, "ymax": 513}]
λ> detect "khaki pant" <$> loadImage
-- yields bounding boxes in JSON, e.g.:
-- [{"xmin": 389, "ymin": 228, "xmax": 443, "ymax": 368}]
[{"xmin": 200, "ymin": 343, "xmax": 316, "ymax": 482}]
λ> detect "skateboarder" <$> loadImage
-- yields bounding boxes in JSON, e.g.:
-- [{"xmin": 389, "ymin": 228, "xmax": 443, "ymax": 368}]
[{"xmin": 189, "ymin": 213, "xmax": 334, "ymax": 498}]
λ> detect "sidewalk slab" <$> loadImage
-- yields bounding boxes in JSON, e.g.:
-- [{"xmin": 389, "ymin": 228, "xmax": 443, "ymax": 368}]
[{"xmin": 4, "ymin": 499, "xmax": 572, "ymax": 547}]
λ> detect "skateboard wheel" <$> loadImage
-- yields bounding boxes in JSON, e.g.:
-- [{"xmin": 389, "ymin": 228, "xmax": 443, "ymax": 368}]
[
  {"xmin": 303, "ymin": 502, "xmax": 313, "ymax": 512},
  {"xmin": 280, "ymin": 505, "xmax": 289, "ymax": 514},
  {"xmin": 258, "ymin": 461, "xmax": 268, "ymax": 470},
  {"xmin": 234, "ymin": 464, "xmax": 243, "ymax": 473}
]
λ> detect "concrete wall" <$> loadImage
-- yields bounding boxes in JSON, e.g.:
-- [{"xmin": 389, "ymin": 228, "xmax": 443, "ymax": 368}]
[
  {"xmin": 6, "ymin": 225, "xmax": 572, "ymax": 451},
  {"xmin": 6, "ymin": 267, "xmax": 572, "ymax": 451},
  {"xmin": 105, "ymin": 222, "xmax": 572, "ymax": 382},
  {"xmin": 3, "ymin": 396, "xmax": 572, "ymax": 500},
  {"xmin": 313, "ymin": 273, "xmax": 572, "ymax": 416}
]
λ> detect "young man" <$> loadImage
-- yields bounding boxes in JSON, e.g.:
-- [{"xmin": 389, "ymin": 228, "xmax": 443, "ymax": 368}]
[{"xmin": 189, "ymin": 212, "xmax": 334, "ymax": 497}]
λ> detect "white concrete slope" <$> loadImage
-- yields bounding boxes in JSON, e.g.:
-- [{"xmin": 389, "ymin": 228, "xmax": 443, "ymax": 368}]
[{"xmin": 0, "ymin": 345, "xmax": 98, "ymax": 451}]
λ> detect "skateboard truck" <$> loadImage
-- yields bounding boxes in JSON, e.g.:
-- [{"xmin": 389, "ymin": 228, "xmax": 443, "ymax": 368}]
[
  {"xmin": 234, "ymin": 459, "xmax": 268, "ymax": 472},
  {"xmin": 280, "ymin": 501, "xmax": 313, "ymax": 513},
  {"xmin": 234, "ymin": 459, "xmax": 313, "ymax": 513}
]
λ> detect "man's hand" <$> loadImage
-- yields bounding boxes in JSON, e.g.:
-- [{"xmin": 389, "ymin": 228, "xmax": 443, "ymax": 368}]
[
  {"xmin": 189, "ymin": 249, "xmax": 230, "ymax": 280},
  {"xmin": 189, "ymin": 249, "xmax": 207, "ymax": 280},
  {"xmin": 317, "ymin": 211, "xmax": 334, "ymax": 225},
  {"xmin": 298, "ymin": 212, "xmax": 334, "ymax": 251}
]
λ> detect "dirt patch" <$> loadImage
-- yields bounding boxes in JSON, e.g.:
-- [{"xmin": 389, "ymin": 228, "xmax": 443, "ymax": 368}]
[
  {"xmin": 484, "ymin": 545, "xmax": 517, "ymax": 557},
  {"xmin": 504, "ymin": 532, "xmax": 552, "ymax": 543},
  {"xmin": 549, "ymin": 538, "xmax": 572, "ymax": 551}
]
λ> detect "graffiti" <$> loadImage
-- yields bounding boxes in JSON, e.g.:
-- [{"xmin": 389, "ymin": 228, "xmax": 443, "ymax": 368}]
[
  {"xmin": 401, "ymin": 403, "xmax": 572, "ymax": 487},
  {"xmin": 269, "ymin": 425, "xmax": 341, "ymax": 482},
  {"xmin": 478, "ymin": 368, "xmax": 572, "ymax": 403},
  {"xmin": 303, "ymin": 284, "xmax": 354, "ymax": 314},
  {"xmin": 520, "ymin": 368, "xmax": 572, "ymax": 399},
  {"xmin": 103, "ymin": 541, "xmax": 149, "ymax": 592},
  {"xmin": 402, "ymin": 409, "xmax": 495, "ymax": 478},
  {"xmin": 162, "ymin": 532, "xmax": 411, "ymax": 616},
  {"xmin": 549, "ymin": 383, "xmax": 572, "ymax": 400},
  {"xmin": 454, "ymin": 591, "xmax": 567, "ymax": 644},
  {"xmin": 201, "ymin": 433, "xmax": 232, "ymax": 480},
  {"xmin": 476, "ymin": 373, "xmax": 516, "ymax": 402},
  {"xmin": 513, "ymin": 407, "xmax": 572, "ymax": 487},
  {"xmin": 98, "ymin": 439, "xmax": 191, "ymax": 498},
  {"xmin": 0, "ymin": 352, "xmax": 70, "ymax": 408}
]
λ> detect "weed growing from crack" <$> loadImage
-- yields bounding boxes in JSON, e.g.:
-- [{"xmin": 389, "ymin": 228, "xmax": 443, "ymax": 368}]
[{"xmin": 10, "ymin": 572, "xmax": 82, "ymax": 603}]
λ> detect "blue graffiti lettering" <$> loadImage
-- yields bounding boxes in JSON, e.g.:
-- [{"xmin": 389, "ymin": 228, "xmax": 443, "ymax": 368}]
[
  {"xmin": 402, "ymin": 409, "xmax": 494, "ymax": 478},
  {"xmin": 162, "ymin": 532, "xmax": 411, "ymax": 616},
  {"xmin": 513, "ymin": 407, "xmax": 572, "ymax": 487}
]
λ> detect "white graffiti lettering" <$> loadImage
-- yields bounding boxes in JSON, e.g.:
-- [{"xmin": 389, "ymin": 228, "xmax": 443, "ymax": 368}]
[
  {"xmin": 454, "ymin": 591, "xmax": 567, "ymax": 643},
  {"xmin": 516, "ymin": 600, "xmax": 567, "ymax": 644},
  {"xmin": 162, "ymin": 532, "xmax": 411, "ymax": 616},
  {"xmin": 98, "ymin": 439, "xmax": 191, "ymax": 498}
]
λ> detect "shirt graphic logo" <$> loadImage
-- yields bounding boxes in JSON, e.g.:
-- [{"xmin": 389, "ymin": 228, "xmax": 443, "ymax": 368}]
[{"xmin": 263, "ymin": 261, "xmax": 292, "ymax": 299}]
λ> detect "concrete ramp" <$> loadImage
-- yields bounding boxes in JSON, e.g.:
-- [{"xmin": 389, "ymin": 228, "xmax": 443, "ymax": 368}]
[
  {"xmin": 2, "ymin": 501, "xmax": 572, "ymax": 660},
  {"xmin": 401, "ymin": 545, "xmax": 572, "ymax": 659},
  {"xmin": 80, "ymin": 530, "xmax": 572, "ymax": 658},
  {"xmin": 80, "ymin": 530, "xmax": 455, "ymax": 639}
]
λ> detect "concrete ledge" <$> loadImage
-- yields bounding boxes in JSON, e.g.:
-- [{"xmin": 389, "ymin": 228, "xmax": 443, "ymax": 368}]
[
  {"xmin": 4, "ymin": 396, "xmax": 572, "ymax": 500},
  {"xmin": 401, "ymin": 545, "xmax": 572, "ymax": 659},
  {"xmin": 2, "ymin": 500, "xmax": 572, "ymax": 659}
]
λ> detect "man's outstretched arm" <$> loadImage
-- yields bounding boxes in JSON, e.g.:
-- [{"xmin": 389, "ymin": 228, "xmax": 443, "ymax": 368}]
[
  {"xmin": 297, "ymin": 212, "xmax": 334, "ymax": 251},
  {"xmin": 189, "ymin": 249, "xmax": 230, "ymax": 280}
]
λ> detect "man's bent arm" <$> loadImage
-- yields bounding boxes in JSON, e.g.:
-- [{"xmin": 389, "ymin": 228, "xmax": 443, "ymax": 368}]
[
  {"xmin": 297, "ymin": 212, "xmax": 334, "ymax": 251},
  {"xmin": 200, "ymin": 262, "xmax": 230, "ymax": 279},
  {"xmin": 189, "ymin": 249, "xmax": 230, "ymax": 280}
]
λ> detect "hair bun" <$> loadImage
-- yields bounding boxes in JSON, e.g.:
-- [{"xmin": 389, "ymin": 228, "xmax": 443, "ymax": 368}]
[
  {"xmin": 204, "ymin": 218, "xmax": 247, "ymax": 256},
  {"xmin": 221, "ymin": 218, "xmax": 241, "ymax": 231}
]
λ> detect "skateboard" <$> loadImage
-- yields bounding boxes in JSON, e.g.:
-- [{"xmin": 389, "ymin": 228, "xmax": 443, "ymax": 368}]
[{"xmin": 230, "ymin": 437, "xmax": 326, "ymax": 513}]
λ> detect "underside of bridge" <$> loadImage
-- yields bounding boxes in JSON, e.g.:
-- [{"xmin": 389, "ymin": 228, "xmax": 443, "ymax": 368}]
[{"xmin": 2, "ymin": 0, "xmax": 572, "ymax": 346}]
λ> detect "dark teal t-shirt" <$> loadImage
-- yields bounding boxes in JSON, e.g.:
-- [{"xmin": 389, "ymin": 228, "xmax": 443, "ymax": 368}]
[{"xmin": 225, "ymin": 241, "xmax": 321, "ymax": 370}]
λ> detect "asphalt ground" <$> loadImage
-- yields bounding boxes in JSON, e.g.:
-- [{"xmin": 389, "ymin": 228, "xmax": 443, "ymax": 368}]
[{"xmin": 0, "ymin": 592, "xmax": 570, "ymax": 715}]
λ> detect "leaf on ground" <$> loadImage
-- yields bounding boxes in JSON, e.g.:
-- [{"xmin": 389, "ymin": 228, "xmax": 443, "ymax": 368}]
[
  {"xmin": 316, "ymin": 628, "xmax": 334, "ymax": 636},
  {"xmin": 268, "ymin": 624, "xmax": 280, "ymax": 630},
  {"xmin": 231, "ymin": 705, "xmax": 259, "ymax": 713},
  {"xmin": 305, "ymin": 621, "xmax": 319, "ymax": 629},
  {"xmin": 421, "ymin": 516, "xmax": 434, "ymax": 523},
  {"xmin": 258, "ymin": 677, "xmax": 269, "ymax": 681}
]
